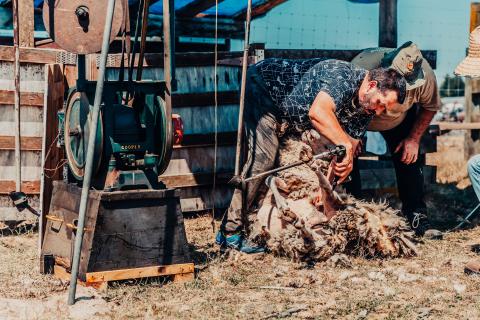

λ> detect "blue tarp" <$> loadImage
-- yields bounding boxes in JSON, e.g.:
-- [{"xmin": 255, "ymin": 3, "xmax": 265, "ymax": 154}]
[{"xmin": 1, "ymin": 0, "xmax": 257, "ymax": 17}]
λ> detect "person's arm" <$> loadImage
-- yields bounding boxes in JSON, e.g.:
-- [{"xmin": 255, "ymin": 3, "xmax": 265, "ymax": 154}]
[
  {"xmin": 308, "ymin": 91, "xmax": 354, "ymax": 182},
  {"xmin": 395, "ymin": 108, "xmax": 435, "ymax": 164}
]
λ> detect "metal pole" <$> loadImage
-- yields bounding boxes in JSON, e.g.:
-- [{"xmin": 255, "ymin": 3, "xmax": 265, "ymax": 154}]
[
  {"xmin": 233, "ymin": 0, "xmax": 253, "ymax": 177},
  {"xmin": 67, "ymin": 0, "xmax": 117, "ymax": 305},
  {"xmin": 12, "ymin": 0, "xmax": 21, "ymax": 192}
]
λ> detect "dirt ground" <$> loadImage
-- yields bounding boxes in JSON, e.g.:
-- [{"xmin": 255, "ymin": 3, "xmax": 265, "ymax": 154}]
[{"xmin": 1, "ymin": 134, "xmax": 480, "ymax": 320}]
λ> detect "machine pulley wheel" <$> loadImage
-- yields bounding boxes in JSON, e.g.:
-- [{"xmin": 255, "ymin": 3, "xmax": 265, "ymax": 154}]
[
  {"xmin": 155, "ymin": 95, "xmax": 173, "ymax": 175},
  {"xmin": 43, "ymin": 0, "xmax": 124, "ymax": 54},
  {"xmin": 64, "ymin": 89, "xmax": 104, "ymax": 181}
]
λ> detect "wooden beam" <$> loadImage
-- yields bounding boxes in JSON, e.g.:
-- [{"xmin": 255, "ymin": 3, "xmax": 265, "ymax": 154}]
[
  {"xmin": 18, "ymin": 0, "xmax": 34, "ymax": 47},
  {"xmin": 178, "ymin": 132, "xmax": 237, "ymax": 147},
  {"xmin": 234, "ymin": 0, "xmax": 288, "ymax": 20},
  {"xmin": 92, "ymin": 51, "xmax": 243, "ymax": 68},
  {"xmin": 0, "ymin": 180, "xmax": 40, "ymax": 194},
  {"xmin": 0, "ymin": 136, "xmax": 43, "ymax": 151},
  {"xmin": 160, "ymin": 172, "xmax": 232, "ymax": 188},
  {"xmin": 0, "ymin": 90, "xmax": 44, "ymax": 107},
  {"xmin": 379, "ymin": 0, "xmax": 397, "ymax": 47},
  {"xmin": 147, "ymin": 15, "xmax": 245, "ymax": 39},
  {"xmin": 173, "ymin": 91, "xmax": 239, "ymax": 107},
  {"xmin": 85, "ymin": 263, "xmax": 195, "ymax": 283},
  {"xmin": 0, "ymin": 46, "xmax": 77, "ymax": 65},
  {"xmin": 264, "ymin": 49, "xmax": 437, "ymax": 69},
  {"xmin": 177, "ymin": 0, "xmax": 224, "ymax": 17},
  {"xmin": 471, "ymin": 3, "xmax": 480, "ymax": 32}
]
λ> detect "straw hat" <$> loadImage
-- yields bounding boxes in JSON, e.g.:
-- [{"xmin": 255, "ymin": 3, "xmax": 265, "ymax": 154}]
[{"xmin": 455, "ymin": 26, "xmax": 480, "ymax": 78}]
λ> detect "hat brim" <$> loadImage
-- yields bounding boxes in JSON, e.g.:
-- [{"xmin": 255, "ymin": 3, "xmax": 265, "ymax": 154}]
[{"xmin": 455, "ymin": 56, "xmax": 480, "ymax": 78}]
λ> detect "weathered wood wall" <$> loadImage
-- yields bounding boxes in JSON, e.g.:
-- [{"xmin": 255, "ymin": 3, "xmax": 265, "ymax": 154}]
[{"xmin": 0, "ymin": 46, "xmax": 68, "ymax": 221}]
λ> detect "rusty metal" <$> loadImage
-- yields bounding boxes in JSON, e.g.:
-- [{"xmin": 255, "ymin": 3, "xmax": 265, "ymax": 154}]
[{"xmin": 43, "ymin": 0, "xmax": 124, "ymax": 54}]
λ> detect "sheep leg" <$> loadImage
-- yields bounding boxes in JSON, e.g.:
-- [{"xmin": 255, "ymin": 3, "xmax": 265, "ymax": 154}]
[
  {"xmin": 265, "ymin": 176, "xmax": 314, "ymax": 242},
  {"xmin": 314, "ymin": 161, "xmax": 343, "ymax": 220}
]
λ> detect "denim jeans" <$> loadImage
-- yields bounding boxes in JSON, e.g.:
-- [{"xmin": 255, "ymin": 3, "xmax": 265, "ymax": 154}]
[
  {"xmin": 468, "ymin": 154, "xmax": 480, "ymax": 201},
  {"xmin": 222, "ymin": 66, "xmax": 281, "ymax": 233}
]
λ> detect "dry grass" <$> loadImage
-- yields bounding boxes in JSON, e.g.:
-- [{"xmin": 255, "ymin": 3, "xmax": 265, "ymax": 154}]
[
  {"xmin": 1, "ymin": 135, "xmax": 480, "ymax": 319},
  {"xmin": 2, "ymin": 216, "xmax": 480, "ymax": 319}
]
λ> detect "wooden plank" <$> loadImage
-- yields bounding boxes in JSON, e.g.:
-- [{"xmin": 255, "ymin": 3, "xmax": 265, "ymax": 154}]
[
  {"xmin": 85, "ymin": 263, "xmax": 195, "ymax": 282},
  {"xmin": 40, "ymin": 64, "xmax": 64, "ymax": 246},
  {"xmin": 0, "ymin": 180, "xmax": 40, "ymax": 194},
  {"xmin": 18, "ymin": 0, "xmax": 34, "ymax": 48},
  {"xmin": 0, "ymin": 46, "xmax": 76, "ymax": 65},
  {"xmin": 435, "ymin": 121, "xmax": 480, "ymax": 131},
  {"xmin": 379, "ymin": 0, "xmax": 397, "ymax": 47},
  {"xmin": 173, "ymin": 91, "xmax": 239, "ymax": 107},
  {"xmin": 161, "ymin": 172, "xmax": 232, "ymax": 188},
  {"xmin": 234, "ymin": 0, "xmax": 289, "ymax": 20},
  {"xmin": 471, "ymin": 3, "xmax": 480, "ymax": 32},
  {"xmin": 0, "ymin": 136, "xmax": 42, "ymax": 151},
  {"xmin": 147, "ymin": 15, "xmax": 245, "ymax": 39},
  {"xmin": 263, "ymin": 49, "xmax": 437, "ymax": 69},
  {"xmin": 95, "ymin": 51, "xmax": 244, "ymax": 68},
  {"xmin": 179, "ymin": 132, "xmax": 236, "ymax": 147},
  {"xmin": 177, "ymin": 0, "xmax": 224, "ymax": 17},
  {"xmin": 0, "ymin": 90, "xmax": 43, "ymax": 106}
]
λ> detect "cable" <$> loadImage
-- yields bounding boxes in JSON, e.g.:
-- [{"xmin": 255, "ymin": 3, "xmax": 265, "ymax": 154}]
[{"xmin": 211, "ymin": 0, "xmax": 219, "ymax": 233}]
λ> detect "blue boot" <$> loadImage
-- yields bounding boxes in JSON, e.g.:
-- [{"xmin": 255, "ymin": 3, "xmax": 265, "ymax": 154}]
[{"xmin": 216, "ymin": 231, "xmax": 265, "ymax": 254}]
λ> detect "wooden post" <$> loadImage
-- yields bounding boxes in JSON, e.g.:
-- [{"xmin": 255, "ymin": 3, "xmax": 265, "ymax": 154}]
[
  {"xmin": 12, "ymin": 0, "xmax": 21, "ymax": 192},
  {"xmin": 40, "ymin": 64, "xmax": 64, "ymax": 254},
  {"xmin": 18, "ymin": 0, "xmax": 34, "ymax": 48},
  {"xmin": 379, "ymin": 0, "xmax": 397, "ymax": 47},
  {"xmin": 465, "ymin": 3, "xmax": 480, "ymax": 159}
]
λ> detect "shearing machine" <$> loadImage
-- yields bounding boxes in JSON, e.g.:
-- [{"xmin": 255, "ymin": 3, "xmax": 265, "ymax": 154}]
[{"xmin": 37, "ymin": 0, "xmax": 193, "ymax": 304}]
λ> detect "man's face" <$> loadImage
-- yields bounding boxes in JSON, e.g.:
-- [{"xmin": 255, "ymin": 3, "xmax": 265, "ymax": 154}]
[{"xmin": 359, "ymin": 81, "xmax": 399, "ymax": 116}]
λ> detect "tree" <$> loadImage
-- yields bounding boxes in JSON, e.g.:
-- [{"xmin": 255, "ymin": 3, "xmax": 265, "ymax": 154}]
[{"xmin": 440, "ymin": 74, "xmax": 465, "ymax": 97}]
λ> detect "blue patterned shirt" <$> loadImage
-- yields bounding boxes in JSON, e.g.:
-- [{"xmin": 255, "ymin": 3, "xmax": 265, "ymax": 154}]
[{"xmin": 255, "ymin": 58, "xmax": 373, "ymax": 139}]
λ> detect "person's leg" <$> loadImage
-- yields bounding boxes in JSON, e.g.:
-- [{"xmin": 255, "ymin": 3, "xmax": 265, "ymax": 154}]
[
  {"xmin": 380, "ymin": 107, "xmax": 427, "ymax": 217},
  {"xmin": 468, "ymin": 154, "xmax": 480, "ymax": 201},
  {"xmin": 222, "ymin": 112, "xmax": 279, "ymax": 233},
  {"xmin": 380, "ymin": 106, "xmax": 440, "ymax": 237},
  {"xmin": 218, "ymin": 68, "xmax": 279, "ymax": 252}
]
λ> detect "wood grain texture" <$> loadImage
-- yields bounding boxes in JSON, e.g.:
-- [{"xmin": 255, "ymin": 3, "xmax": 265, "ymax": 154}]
[
  {"xmin": 0, "ymin": 90, "xmax": 43, "ymax": 106},
  {"xmin": 0, "ymin": 136, "xmax": 42, "ymax": 151},
  {"xmin": 85, "ymin": 263, "xmax": 195, "ymax": 282},
  {"xmin": 18, "ymin": 0, "xmax": 34, "ymax": 48}
]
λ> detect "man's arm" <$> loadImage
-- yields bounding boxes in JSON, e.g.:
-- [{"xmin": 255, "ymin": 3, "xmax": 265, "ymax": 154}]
[
  {"xmin": 308, "ymin": 91, "xmax": 354, "ymax": 182},
  {"xmin": 395, "ymin": 108, "xmax": 436, "ymax": 164}
]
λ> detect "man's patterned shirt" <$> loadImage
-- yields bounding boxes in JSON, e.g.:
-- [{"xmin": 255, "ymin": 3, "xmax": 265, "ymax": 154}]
[{"xmin": 255, "ymin": 58, "xmax": 374, "ymax": 139}]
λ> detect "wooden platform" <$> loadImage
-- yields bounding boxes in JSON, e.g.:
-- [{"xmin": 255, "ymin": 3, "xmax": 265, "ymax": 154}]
[{"xmin": 53, "ymin": 263, "xmax": 195, "ymax": 291}]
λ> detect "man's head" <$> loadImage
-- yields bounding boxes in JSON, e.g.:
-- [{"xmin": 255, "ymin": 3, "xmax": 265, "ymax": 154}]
[{"xmin": 358, "ymin": 67, "xmax": 407, "ymax": 116}]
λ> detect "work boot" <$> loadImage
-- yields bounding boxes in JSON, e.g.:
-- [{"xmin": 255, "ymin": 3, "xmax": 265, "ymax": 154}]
[
  {"xmin": 215, "ymin": 231, "xmax": 265, "ymax": 254},
  {"xmin": 465, "ymin": 259, "xmax": 480, "ymax": 275},
  {"xmin": 409, "ymin": 212, "xmax": 443, "ymax": 239}
]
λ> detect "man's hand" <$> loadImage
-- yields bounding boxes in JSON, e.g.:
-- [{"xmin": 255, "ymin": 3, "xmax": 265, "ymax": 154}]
[
  {"xmin": 333, "ymin": 142, "xmax": 354, "ymax": 183},
  {"xmin": 395, "ymin": 137, "xmax": 420, "ymax": 164}
]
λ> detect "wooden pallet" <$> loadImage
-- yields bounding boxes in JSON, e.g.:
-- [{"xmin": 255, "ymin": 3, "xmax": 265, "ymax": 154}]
[{"xmin": 53, "ymin": 263, "xmax": 195, "ymax": 291}]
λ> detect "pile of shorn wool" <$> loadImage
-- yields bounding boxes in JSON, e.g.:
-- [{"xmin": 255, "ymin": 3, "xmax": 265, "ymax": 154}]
[{"xmin": 250, "ymin": 130, "xmax": 417, "ymax": 263}]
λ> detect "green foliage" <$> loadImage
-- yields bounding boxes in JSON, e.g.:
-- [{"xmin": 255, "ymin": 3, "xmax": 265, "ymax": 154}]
[{"xmin": 440, "ymin": 74, "xmax": 465, "ymax": 97}]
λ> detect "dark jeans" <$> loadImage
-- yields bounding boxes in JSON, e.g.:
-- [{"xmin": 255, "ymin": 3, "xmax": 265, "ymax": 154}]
[
  {"xmin": 222, "ymin": 66, "xmax": 281, "ymax": 233},
  {"xmin": 346, "ymin": 106, "xmax": 427, "ymax": 218}
]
